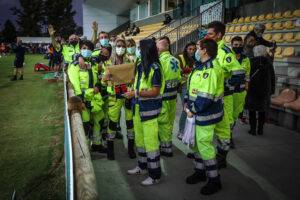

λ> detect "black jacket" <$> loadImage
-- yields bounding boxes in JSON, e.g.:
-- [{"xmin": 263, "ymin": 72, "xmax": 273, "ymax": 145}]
[
  {"xmin": 246, "ymin": 31, "xmax": 273, "ymax": 47},
  {"xmin": 246, "ymin": 56, "xmax": 275, "ymax": 111}
]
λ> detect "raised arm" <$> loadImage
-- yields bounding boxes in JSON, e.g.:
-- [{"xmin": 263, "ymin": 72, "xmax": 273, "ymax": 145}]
[
  {"xmin": 48, "ymin": 25, "xmax": 61, "ymax": 51},
  {"xmin": 91, "ymin": 21, "xmax": 98, "ymax": 45}
]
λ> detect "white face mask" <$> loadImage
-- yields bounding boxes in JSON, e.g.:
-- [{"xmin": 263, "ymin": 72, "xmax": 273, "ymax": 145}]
[{"xmin": 116, "ymin": 47, "xmax": 126, "ymax": 56}]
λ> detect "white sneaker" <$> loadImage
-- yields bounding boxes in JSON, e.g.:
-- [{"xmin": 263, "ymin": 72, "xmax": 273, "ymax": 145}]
[
  {"xmin": 177, "ymin": 132, "xmax": 183, "ymax": 140},
  {"xmin": 141, "ymin": 176, "xmax": 160, "ymax": 186},
  {"xmin": 127, "ymin": 166, "xmax": 147, "ymax": 175}
]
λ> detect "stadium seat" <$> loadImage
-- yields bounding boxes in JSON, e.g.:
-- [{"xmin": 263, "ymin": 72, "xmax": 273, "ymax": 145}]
[
  {"xmin": 274, "ymin": 12, "xmax": 283, "ymax": 19},
  {"xmin": 284, "ymin": 20, "xmax": 295, "ymax": 29},
  {"xmin": 284, "ymin": 96, "xmax": 300, "ymax": 111},
  {"xmin": 234, "ymin": 26, "xmax": 241, "ymax": 32},
  {"xmin": 265, "ymin": 13, "xmax": 273, "ymax": 20},
  {"xmin": 265, "ymin": 23, "xmax": 273, "ymax": 30},
  {"xmin": 238, "ymin": 17, "xmax": 245, "ymax": 23},
  {"xmin": 244, "ymin": 16, "xmax": 251, "ymax": 23},
  {"xmin": 226, "ymin": 26, "xmax": 229, "ymax": 32},
  {"xmin": 251, "ymin": 15, "xmax": 258, "ymax": 22},
  {"xmin": 273, "ymin": 22, "xmax": 284, "ymax": 30},
  {"xmin": 274, "ymin": 47, "xmax": 283, "ymax": 58},
  {"xmin": 258, "ymin": 14, "xmax": 265, "ymax": 21},
  {"xmin": 232, "ymin": 18, "xmax": 238, "ymax": 24},
  {"xmin": 283, "ymin": 47, "xmax": 295, "ymax": 57},
  {"xmin": 283, "ymin": 33, "xmax": 296, "ymax": 43},
  {"xmin": 293, "ymin": 9, "xmax": 300, "ymax": 17},
  {"xmin": 229, "ymin": 26, "xmax": 235, "ymax": 33},
  {"xmin": 241, "ymin": 25, "xmax": 248, "ymax": 32},
  {"xmin": 295, "ymin": 32, "xmax": 300, "ymax": 41},
  {"xmin": 272, "ymin": 33, "xmax": 283, "ymax": 43},
  {"xmin": 224, "ymin": 35, "xmax": 232, "ymax": 43},
  {"xmin": 283, "ymin": 10, "xmax": 293, "ymax": 18},
  {"xmin": 271, "ymin": 88, "xmax": 297, "ymax": 107},
  {"xmin": 248, "ymin": 25, "xmax": 254, "ymax": 31},
  {"xmin": 263, "ymin": 33, "xmax": 272, "ymax": 41}
]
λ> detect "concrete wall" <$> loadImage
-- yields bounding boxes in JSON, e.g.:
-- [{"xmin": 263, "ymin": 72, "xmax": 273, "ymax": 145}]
[
  {"xmin": 238, "ymin": 0, "xmax": 300, "ymax": 17},
  {"xmin": 82, "ymin": 4, "xmax": 129, "ymax": 38}
]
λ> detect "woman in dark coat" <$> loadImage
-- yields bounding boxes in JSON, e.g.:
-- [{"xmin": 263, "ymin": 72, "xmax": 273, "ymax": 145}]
[{"xmin": 246, "ymin": 45, "xmax": 275, "ymax": 135}]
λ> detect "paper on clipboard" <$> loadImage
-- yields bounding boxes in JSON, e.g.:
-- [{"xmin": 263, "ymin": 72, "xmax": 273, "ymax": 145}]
[{"xmin": 107, "ymin": 63, "xmax": 135, "ymax": 85}]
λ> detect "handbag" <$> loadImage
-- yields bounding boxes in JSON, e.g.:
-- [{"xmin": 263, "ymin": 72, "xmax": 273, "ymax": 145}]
[{"xmin": 181, "ymin": 116, "xmax": 196, "ymax": 147}]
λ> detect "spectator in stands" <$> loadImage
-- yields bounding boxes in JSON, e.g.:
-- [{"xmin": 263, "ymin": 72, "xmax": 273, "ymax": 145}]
[
  {"xmin": 163, "ymin": 14, "xmax": 173, "ymax": 25},
  {"xmin": 125, "ymin": 24, "xmax": 132, "ymax": 37},
  {"xmin": 246, "ymin": 45, "xmax": 275, "ymax": 136},
  {"xmin": 11, "ymin": 37, "xmax": 26, "ymax": 81},
  {"xmin": 132, "ymin": 24, "xmax": 140, "ymax": 36},
  {"xmin": 244, "ymin": 34, "xmax": 256, "ymax": 58},
  {"xmin": 177, "ymin": 42, "xmax": 196, "ymax": 139},
  {"xmin": 246, "ymin": 24, "xmax": 275, "ymax": 48}
]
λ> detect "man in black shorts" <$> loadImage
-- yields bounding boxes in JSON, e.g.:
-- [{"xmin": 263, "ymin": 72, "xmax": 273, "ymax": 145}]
[{"xmin": 11, "ymin": 38, "xmax": 26, "ymax": 81}]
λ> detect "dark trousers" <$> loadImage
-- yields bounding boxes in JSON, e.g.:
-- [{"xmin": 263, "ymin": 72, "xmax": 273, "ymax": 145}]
[{"xmin": 249, "ymin": 111, "xmax": 265, "ymax": 132}]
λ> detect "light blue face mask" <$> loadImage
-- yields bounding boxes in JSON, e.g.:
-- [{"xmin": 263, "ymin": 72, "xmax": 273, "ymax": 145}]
[
  {"xmin": 100, "ymin": 39, "xmax": 109, "ymax": 46},
  {"xmin": 135, "ymin": 48, "xmax": 141, "ymax": 58},
  {"xmin": 194, "ymin": 49, "xmax": 201, "ymax": 62},
  {"xmin": 127, "ymin": 46, "xmax": 136, "ymax": 55},
  {"xmin": 81, "ymin": 49, "xmax": 92, "ymax": 58}
]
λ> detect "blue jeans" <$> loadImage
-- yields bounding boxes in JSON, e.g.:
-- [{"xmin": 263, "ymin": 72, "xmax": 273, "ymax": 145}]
[{"xmin": 179, "ymin": 84, "xmax": 187, "ymax": 133}]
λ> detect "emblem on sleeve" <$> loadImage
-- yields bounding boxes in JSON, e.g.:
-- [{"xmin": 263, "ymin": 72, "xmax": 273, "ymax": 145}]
[
  {"xmin": 203, "ymin": 73, "xmax": 209, "ymax": 79},
  {"xmin": 226, "ymin": 57, "xmax": 232, "ymax": 63}
]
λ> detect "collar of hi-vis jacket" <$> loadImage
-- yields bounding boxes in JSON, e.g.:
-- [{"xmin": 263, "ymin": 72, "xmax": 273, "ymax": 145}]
[
  {"xmin": 217, "ymin": 39, "xmax": 226, "ymax": 49},
  {"xmin": 193, "ymin": 57, "xmax": 214, "ymax": 71},
  {"xmin": 159, "ymin": 51, "xmax": 171, "ymax": 58}
]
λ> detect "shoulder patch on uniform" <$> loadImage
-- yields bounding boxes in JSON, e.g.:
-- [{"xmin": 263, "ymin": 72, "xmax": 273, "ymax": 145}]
[
  {"xmin": 222, "ymin": 45, "xmax": 232, "ymax": 54},
  {"xmin": 152, "ymin": 62, "xmax": 160, "ymax": 70},
  {"xmin": 226, "ymin": 57, "xmax": 232, "ymax": 63},
  {"xmin": 203, "ymin": 72, "xmax": 209, "ymax": 79}
]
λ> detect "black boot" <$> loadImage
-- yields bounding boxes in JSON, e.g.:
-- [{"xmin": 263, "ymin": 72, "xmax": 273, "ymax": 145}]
[
  {"xmin": 187, "ymin": 153, "xmax": 195, "ymax": 159},
  {"xmin": 248, "ymin": 111, "xmax": 257, "ymax": 135},
  {"xmin": 91, "ymin": 144, "xmax": 107, "ymax": 153},
  {"xmin": 107, "ymin": 141, "xmax": 115, "ymax": 160},
  {"xmin": 201, "ymin": 176, "xmax": 222, "ymax": 195},
  {"xmin": 19, "ymin": 75, "xmax": 23, "ymax": 80},
  {"xmin": 83, "ymin": 122, "xmax": 91, "ymax": 138},
  {"xmin": 186, "ymin": 170, "xmax": 207, "ymax": 184},
  {"xmin": 128, "ymin": 139, "xmax": 136, "ymax": 159},
  {"xmin": 160, "ymin": 151, "xmax": 173, "ymax": 157},
  {"xmin": 230, "ymin": 131, "xmax": 235, "ymax": 149},
  {"xmin": 11, "ymin": 75, "xmax": 17, "ymax": 81},
  {"xmin": 216, "ymin": 148, "xmax": 228, "ymax": 169},
  {"xmin": 257, "ymin": 112, "xmax": 265, "ymax": 135}
]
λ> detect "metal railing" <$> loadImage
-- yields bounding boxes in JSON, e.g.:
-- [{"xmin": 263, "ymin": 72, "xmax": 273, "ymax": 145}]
[
  {"xmin": 165, "ymin": 0, "xmax": 224, "ymax": 55},
  {"xmin": 64, "ymin": 70, "xmax": 74, "ymax": 200}
]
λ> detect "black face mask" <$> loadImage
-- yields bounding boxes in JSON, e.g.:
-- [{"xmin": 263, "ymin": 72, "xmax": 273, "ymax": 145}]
[
  {"xmin": 70, "ymin": 40, "xmax": 78, "ymax": 46},
  {"xmin": 232, "ymin": 47, "xmax": 243, "ymax": 54}
]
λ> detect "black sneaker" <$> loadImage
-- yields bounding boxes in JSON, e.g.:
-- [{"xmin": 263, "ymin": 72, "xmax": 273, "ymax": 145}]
[
  {"xmin": 186, "ymin": 171, "xmax": 207, "ymax": 184},
  {"xmin": 91, "ymin": 144, "xmax": 107, "ymax": 153},
  {"xmin": 11, "ymin": 75, "xmax": 17, "ymax": 81},
  {"xmin": 201, "ymin": 177, "xmax": 222, "ymax": 195},
  {"xmin": 19, "ymin": 75, "xmax": 23, "ymax": 80},
  {"xmin": 187, "ymin": 153, "xmax": 195, "ymax": 159}
]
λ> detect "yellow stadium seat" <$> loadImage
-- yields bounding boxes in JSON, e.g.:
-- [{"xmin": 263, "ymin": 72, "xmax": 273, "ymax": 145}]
[
  {"xmin": 238, "ymin": 17, "xmax": 245, "ymax": 23},
  {"xmin": 265, "ymin": 13, "xmax": 273, "ymax": 20},
  {"xmin": 232, "ymin": 18, "xmax": 238, "ymax": 24},
  {"xmin": 251, "ymin": 15, "xmax": 258, "ymax": 22},
  {"xmin": 241, "ymin": 25, "xmax": 248, "ymax": 32},
  {"xmin": 258, "ymin": 14, "xmax": 265, "ymax": 21},
  {"xmin": 263, "ymin": 34, "xmax": 272, "ymax": 41},
  {"xmin": 229, "ymin": 26, "xmax": 235, "ymax": 33},
  {"xmin": 283, "ymin": 10, "xmax": 293, "ymax": 18},
  {"xmin": 265, "ymin": 23, "xmax": 273, "ymax": 30},
  {"xmin": 283, "ymin": 33, "xmax": 296, "ymax": 43},
  {"xmin": 274, "ymin": 12, "xmax": 282, "ymax": 19},
  {"xmin": 272, "ymin": 33, "xmax": 283, "ymax": 43},
  {"xmin": 234, "ymin": 26, "xmax": 241, "ymax": 32},
  {"xmin": 275, "ymin": 47, "xmax": 283, "ymax": 59},
  {"xmin": 224, "ymin": 35, "xmax": 232, "ymax": 43},
  {"xmin": 284, "ymin": 21, "xmax": 295, "ymax": 29},
  {"xmin": 248, "ymin": 25, "xmax": 254, "ymax": 31},
  {"xmin": 283, "ymin": 47, "xmax": 295, "ymax": 57},
  {"xmin": 244, "ymin": 16, "xmax": 251, "ymax": 23},
  {"xmin": 293, "ymin": 9, "xmax": 300, "ymax": 17},
  {"xmin": 273, "ymin": 22, "xmax": 284, "ymax": 30},
  {"xmin": 295, "ymin": 32, "xmax": 300, "ymax": 41},
  {"xmin": 226, "ymin": 26, "xmax": 229, "ymax": 32}
]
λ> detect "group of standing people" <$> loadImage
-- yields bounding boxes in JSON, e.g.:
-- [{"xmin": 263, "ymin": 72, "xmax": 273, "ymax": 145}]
[{"xmin": 47, "ymin": 19, "xmax": 275, "ymax": 195}]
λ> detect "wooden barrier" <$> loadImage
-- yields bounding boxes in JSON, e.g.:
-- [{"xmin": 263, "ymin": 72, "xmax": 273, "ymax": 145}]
[{"xmin": 68, "ymin": 86, "xmax": 99, "ymax": 200}]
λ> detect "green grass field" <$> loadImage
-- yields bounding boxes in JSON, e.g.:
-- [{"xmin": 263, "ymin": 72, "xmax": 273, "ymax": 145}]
[{"xmin": 0, "ymin": 54, "xmax": 65, "ymax": 199}]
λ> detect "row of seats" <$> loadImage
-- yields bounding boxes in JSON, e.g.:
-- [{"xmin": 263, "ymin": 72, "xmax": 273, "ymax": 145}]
[
  {"xmin": 231, "ymin": 9, "xmax": 300, "ymax": 24},
  {"xmin": 226, "ymin": 20, "xmax": 298, "ymax": 33},
  {"xmin": 224, "ymin": 32, "xmax": 300, "ymax": 43},
  {"xmin": 274, "ymin": 47, "xmax": 296, "ymax": 58},
  {"xmin": 271, "ymin": 88, "xmax": 300, "ymax": 111}
]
